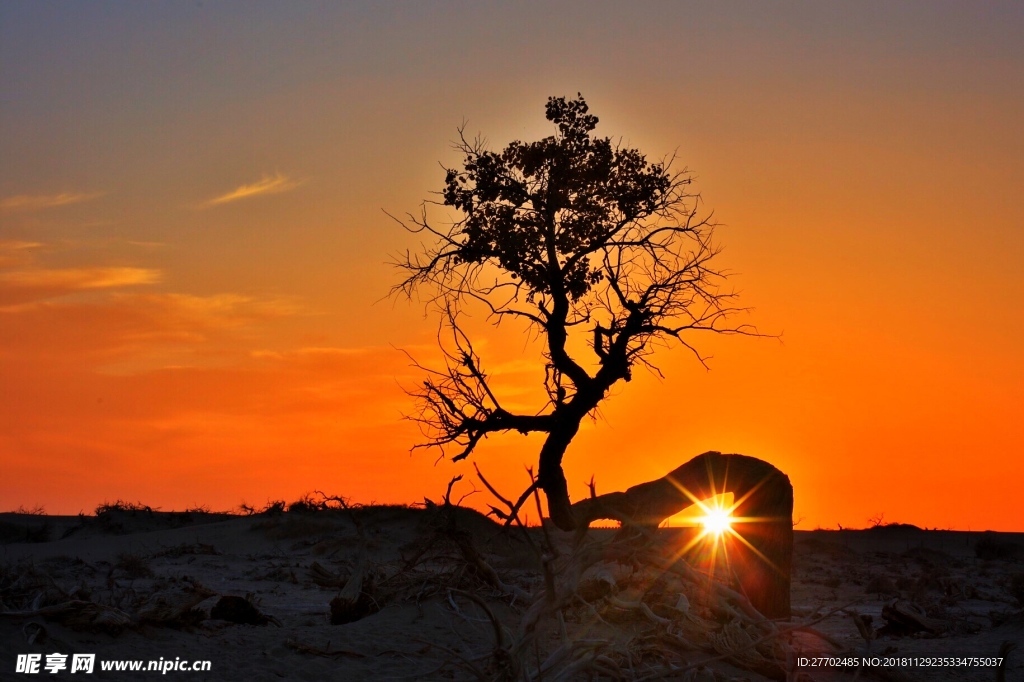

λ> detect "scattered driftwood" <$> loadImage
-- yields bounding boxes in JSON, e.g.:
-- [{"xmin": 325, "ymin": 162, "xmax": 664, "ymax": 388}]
[
  {"xmin": 137, "ymin": 580, "xmax": 216, "ymax": 627},
  {"xmin": 0, "ymin": 600, "xmax": 132, "ymax": 634},
  {"xmin": 577, "ymin": 561, "xmax": 632, "ymax": 602},
  {"xmin": 879, "ymin": 600, "xmax": 947, "ymax": 636},
  {"xmin": 396, "ymin": 493, "xmax": 530, "ymax": 604},
  {"xmin": 308, "ymin": 561, "xmax": 346, "ymax": 588},
  {"xmin": 210, "ymin": 596, "xmax": 280, "ymax": 626},
  {"xmin": 2, "ymin": 564, "xmax": 72, "ymax": 611},
  {"xmin": 449, "ymin": 524, "xmax": 528, "ymax": 601},
  {"xmin": 571, "ymin": 451, "xmax": 794, "ymax": 619},
  {"xmin": 330, "ymin": 559, "xmax": 376, "ymax": 625}
]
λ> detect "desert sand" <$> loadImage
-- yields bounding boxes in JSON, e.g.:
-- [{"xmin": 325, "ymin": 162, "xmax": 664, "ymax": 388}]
[{"xmin": 1, "ymin": 503, "xmax": 1021, "ymax": 681}]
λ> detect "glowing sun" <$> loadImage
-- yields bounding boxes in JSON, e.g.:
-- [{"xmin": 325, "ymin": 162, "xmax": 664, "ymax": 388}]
[{"xmin": 700, "ymin": 507, "xmax": 733, "ymax": 536}]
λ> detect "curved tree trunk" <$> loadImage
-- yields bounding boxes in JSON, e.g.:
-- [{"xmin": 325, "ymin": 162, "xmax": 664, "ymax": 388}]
[
  {"xmin": 569, "ymin": 451, "xmax": 793, "ymax": 619},
  {"xmin": 537, "ymin": 425, "xmax": 580, "ymax": 532}
]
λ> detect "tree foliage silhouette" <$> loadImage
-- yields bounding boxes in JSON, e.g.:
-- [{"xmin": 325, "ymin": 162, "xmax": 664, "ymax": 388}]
[{"xmin": 395, "ymin": 95, "xmax": 755, "ymax": 531}]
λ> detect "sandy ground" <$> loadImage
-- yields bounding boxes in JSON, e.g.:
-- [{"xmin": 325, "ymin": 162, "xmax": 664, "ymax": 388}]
[{"xmin": 1, "ymin": 506, "xmax": 1022, "ymax": 681}]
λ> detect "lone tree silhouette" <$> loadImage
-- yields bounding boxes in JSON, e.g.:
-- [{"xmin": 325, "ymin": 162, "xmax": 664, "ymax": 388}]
[{"xmin": 395, "ymin": 95, "xmax": 755, "ymax": 532}]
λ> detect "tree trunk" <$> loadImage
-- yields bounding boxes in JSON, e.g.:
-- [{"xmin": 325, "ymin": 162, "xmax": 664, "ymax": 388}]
[
  {"xmin": 537, "ymin": 424, "xmax": 580, "ymax": 531},
  {"xmin": 571, "ymin": 451, "xmax": 793, "ymax": 619}
]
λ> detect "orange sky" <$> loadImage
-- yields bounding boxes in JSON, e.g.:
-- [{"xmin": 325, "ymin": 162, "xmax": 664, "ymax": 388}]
[{"xmin": 1, "ymin": 2, "xmax": 1022, "ymax": 530}]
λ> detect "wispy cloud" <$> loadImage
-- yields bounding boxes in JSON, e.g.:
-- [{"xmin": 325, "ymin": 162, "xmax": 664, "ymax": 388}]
[
  {"xmin": 147, "ymin": 293, "xmax": 301, "ymax": 320},
  {"xmin": 250, "ymin": 346, "xmax": 370, "ymax": 361},
  {"xmin": 0, "ymin": 192, "xmax": 104, "ymax": 212},
  {"xmin": 0, "ymin": 240, "xmax": 44, "ymax": 251},
  {"xmin": 202, "ymin": 173, "xmax": 303, "ymax": 207},
  {"xmin": 0, "ymin": 241, "xmax": 44, "ymax": 268},
  {"xmin": 0, "ymin": 267, "xmax": 161, "ymax": 304},
  {"xmin": 0, "ymin": 291, "xmax": 300, "ymax": 366}
]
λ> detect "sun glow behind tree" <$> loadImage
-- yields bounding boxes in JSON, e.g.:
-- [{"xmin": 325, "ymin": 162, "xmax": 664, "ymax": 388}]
[{"xmin": 700, "ymin": 506, "xmax": 733, "ymax": 536}]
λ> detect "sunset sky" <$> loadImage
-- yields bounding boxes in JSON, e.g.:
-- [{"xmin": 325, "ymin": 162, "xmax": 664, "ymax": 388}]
[{"xmin": 2, "ymin": 2, "xmax": 1021, "ymax": 530}]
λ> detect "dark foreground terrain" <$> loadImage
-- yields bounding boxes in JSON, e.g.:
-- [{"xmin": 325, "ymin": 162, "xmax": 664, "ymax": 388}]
[{"xmin": 1, "ymin": 505, "xmax": 1022, "ymax": 681}]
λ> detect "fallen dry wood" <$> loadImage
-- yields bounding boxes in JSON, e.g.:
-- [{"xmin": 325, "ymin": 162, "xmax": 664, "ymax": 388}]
[
  {"xmin": 307, "ymin": 561, "xmax": 346, "ymax": 588},
  {"xmin": 577, "ymin": 561, "xmax": 632, "ymax": 601},
  {"xmin": 137, "ymin": 581, "xmax": 216, "ymax": 626},
  {"xmin": 450, "ymin": 528, "xmax": 529, "ymax": 601},
  {"xmin": 605, "ymin": 596, "xmax": 671, "ymax": 626},
  {"xmin": 880, "ymin": 600, "xmax": 947, "ymax": 635},
  {"xmin": 330, "ymin": 558, "xmax": 375, "ymax": 625}
]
